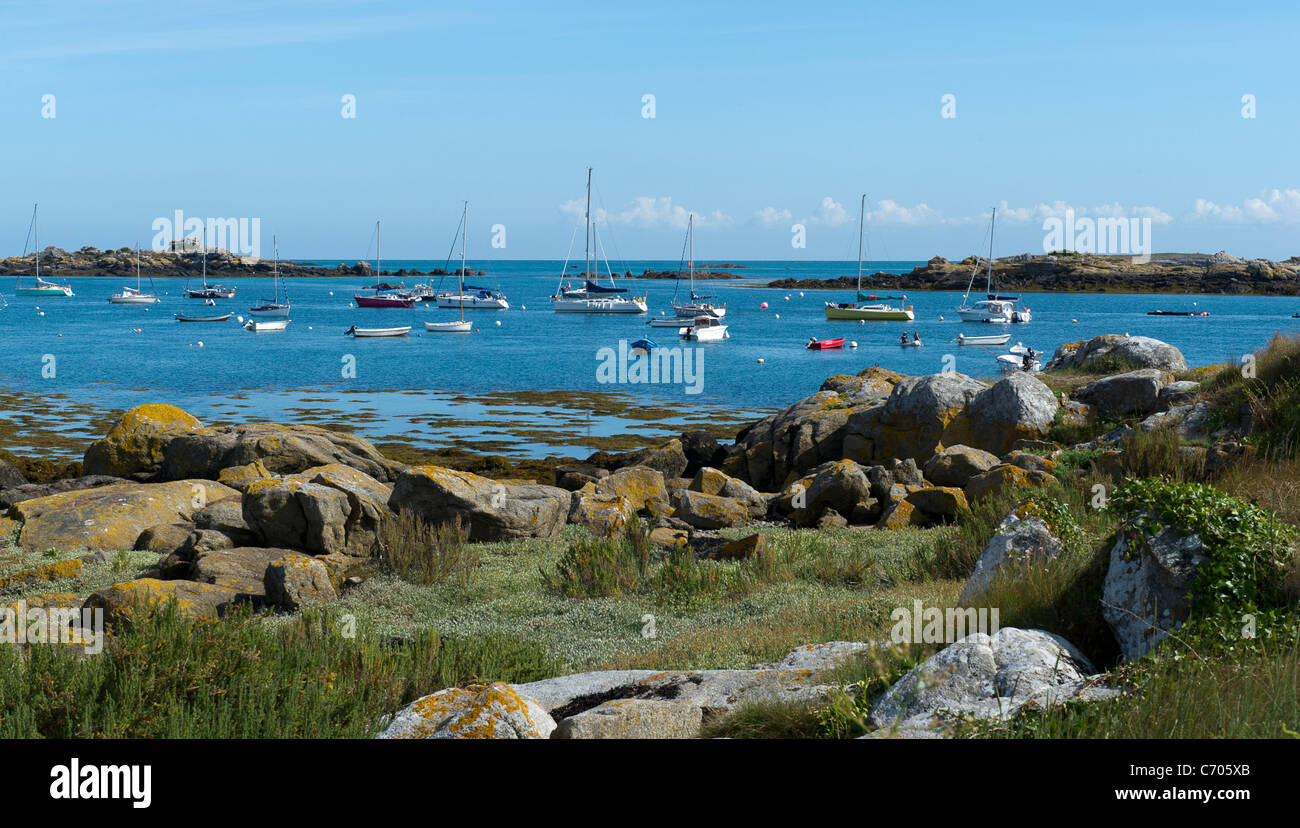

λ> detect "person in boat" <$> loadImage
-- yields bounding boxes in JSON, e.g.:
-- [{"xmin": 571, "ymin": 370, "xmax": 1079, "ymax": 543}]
[
  {"xmin": 1021, "ymin": 347, "xmax": 1037, "ymax": 371},
  {"xmin": 912, "ymin": 331, "xmax": 922, "ymax": 344},
  {"xmin": 899, "ymin": 333, "xmax": 908, "ymax": 345}
]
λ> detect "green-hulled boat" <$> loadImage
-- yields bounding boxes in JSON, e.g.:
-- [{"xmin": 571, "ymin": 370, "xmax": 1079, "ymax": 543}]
[{"xmin": 823, "ymin": 194, "xmax": 911, "ymax": 321}]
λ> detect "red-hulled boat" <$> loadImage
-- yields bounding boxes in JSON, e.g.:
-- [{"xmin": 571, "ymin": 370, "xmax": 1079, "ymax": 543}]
[
  {"xmin": 354, "ymin": 293, "xmax": 415, "ymax": 308},
  {"xmin": 806, "ymin": 336, "xmax": 846, "ymax": 350}
]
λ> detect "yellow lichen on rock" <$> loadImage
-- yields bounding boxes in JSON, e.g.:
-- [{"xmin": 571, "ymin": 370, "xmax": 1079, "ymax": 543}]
[{"xmin": 376, "ymin": 681, "xmax": 555, "ymax": 739}]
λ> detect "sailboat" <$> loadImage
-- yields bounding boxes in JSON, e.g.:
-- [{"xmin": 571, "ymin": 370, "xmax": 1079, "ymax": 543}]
[
  {"xmin": 248, "ymin": 236, "xmax": 291, "ymax": 318},
  {"xmin": 184, "ymin": 229, "xmax": 235, "ymax": 299},
  {"xmin": 551, "ymin": 168, "xmax": 647, "ymax": 314},
  {"xmin": 355, "ymin": 221, "xmax": 415, "ymax": 308},
  {"xmin": 109, "ymin": 246, "xmax": 162, "ymax": 304},
  {"xmin": 427, "ymin": 202, "xmax": 474, "ymax": 333},
  {"xmin": 13, "ymin": 204, "xmax": 74, "ymax": 297},
  {"xmin": 824, "ymin": 195, "xmax": 912, "ymax": 321},
  {"xmin": 957, "ymin": 208, "xmax": 1031, "ymax": 324},
  {"xmin": 671, "ymin": 214, "xmax": 724, "ymax": 318}
]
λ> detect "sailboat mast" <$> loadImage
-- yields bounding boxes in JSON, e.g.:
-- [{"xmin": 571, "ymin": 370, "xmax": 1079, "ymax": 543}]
[
  {"xmin": 377, "ymin": 221, "xmax": 382, "ymax": 277},
  {"xmin": 986, "ymin": 207, "xmax": 996, "ymax": 296},
  {"xmin": 202, "ymin": 226, "xmax": 207, "ymax": 286},
  {"xmin": 857, "ymin": 194, "xmax": 865, "ymax": 290},
  {"xmin": 584, "ymin": 167, "xmax": 592, "ymax": 280},
  {"xmin": 460, "ymin": 202, "xmax": 468, "ymax": 323},
  {"xmin": 688, "ymin": 213, "xmax": 694, "ymax": 289},
  {"xmin": 136, "ymin": 246, "xmax": 141, "ymax": 289},
  {"xmin": 34, "ymin": 204, "xmax": 39, "ymax": 281}
]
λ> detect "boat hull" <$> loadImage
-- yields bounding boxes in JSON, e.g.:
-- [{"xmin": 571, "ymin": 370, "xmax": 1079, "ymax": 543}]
[
  {"xmin": 682, "ymin": 326, "xmax": 729, "ymax": 342},
  {"xmin": 824, "ymin": 304, "xmax": 913, "ymax": 321},
  {"xmin": 955, "ymin": 333, "xmax": 1012, "ymax": 346},
  {"xmin": 425, "ymin": 321, "xmax": 473, "ymax": 332},
  {"xmin": 176, "ymin": 313, "xmax": 232, "ymax": 322},
  {"xmin": 15, "ymin": 287, "xmax": 73, "ymax": 297},
  {"xmin": 552, "ymin": 297, "xmax": 647, "ymax": 313},
  {"xmin": 436, "ymin": 295, "xmax": 508, "ymax": 309},
  {"xmin": 245, "ymin": 320, "xmax": 290, "ymax": 332},
  {"xmin": 248, "ymin": 305, "xmax": 291, "ymax": 318},
  {"xmin": 355, "ymin": 295, "xmax": 415, "ymax": 309},
  {"xmin": 348, "ymin": 326, "xmax": 411, "ymax": 337}
]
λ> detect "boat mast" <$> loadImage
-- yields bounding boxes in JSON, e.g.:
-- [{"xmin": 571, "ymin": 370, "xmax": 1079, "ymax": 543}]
[
  {"xmin": 460, "ymin": 201, "xmax": 467, "ymax": 323},
  {"xmin": 34, "ymin": 204, "xmax": 39, "ymax": 282},
  {"xmin": 273, "ymin": 235, "xmax": 280, "ymax": 303},
  {"xmin": 986, "ymin": 207, "xmax": 996, "ymax": 297},
  {"xmin": 377, "ymin": 221, "xmax": 382, "ymax": 279},
  {"xmin": 688, "ymin": 213, "xmax": 694, "ymax": 296},
  {"xmin": 136, "ymin": 245, "xmax": 141, "ymax": 290},
  {"xmin": 202, "ymin": 226, "xmax": 207, "ymax": 287},
  {"xmin": 584, "ymin": 167, "xmax": 592, "ymax": 281},
  {"xmin": 857, "ymin": 193, "xmax": 866, "ymax": 294}
]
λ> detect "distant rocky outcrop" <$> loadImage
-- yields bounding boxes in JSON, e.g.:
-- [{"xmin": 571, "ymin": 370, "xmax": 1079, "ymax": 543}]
[{"xmin": 764, "ymin": 251, "xmax": 1300, "ymax": 295}]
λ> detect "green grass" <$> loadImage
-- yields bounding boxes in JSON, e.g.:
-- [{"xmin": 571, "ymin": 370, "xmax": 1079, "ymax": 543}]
[
  {"xmin": 964, "ymin": 644, "xmax": 1300, "ymax": 738},
  {"xmin": 0, "ymin": 602, "xmax": 560, "ymax": 738}
]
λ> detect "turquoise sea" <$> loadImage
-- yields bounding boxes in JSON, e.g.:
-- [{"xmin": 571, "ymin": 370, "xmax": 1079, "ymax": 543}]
[{"xmin": 3, "ymin": 259, "xmax": 1297, "ymax": 459}]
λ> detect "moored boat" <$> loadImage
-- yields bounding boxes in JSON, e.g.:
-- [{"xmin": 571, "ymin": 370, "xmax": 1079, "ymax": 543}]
[
  {"xmin": 824, "ymin": 196, "xmax": 913, "ymax": 322},
  {"xmin": 175, "ymin": 312, "xmax": 232, "ymax": 322},
  {"xmin": 551, "ymin": 169, "xmax": 647, "ymax": 314},
  {"xmin": 249, "ymin": 237, "xmax": 291, "ymax": 317},
  {"xmin": 953, "ymin": 332, "xmax": 1012, "ymax": 346},
  {"xmin": 245, "ymin": 319, "xmax": 290, "ymax": 332},
  {"xmin": 14, "ymin": 205, "xmax": 74, "ymax": 297},
  {"xmin": 807, "ymin": 336, "xmax": 846, "ymax": 350},
  {"xmin": 679, "ymin": 315, "xmax": 729, "ymax": 342},
  {"xmin": 109, "ymin": 247, "xmax": 161, "ymax": 304},
  {"xmin": 345, "ymin": 325, "xmax": 411, "ymax": 337}
]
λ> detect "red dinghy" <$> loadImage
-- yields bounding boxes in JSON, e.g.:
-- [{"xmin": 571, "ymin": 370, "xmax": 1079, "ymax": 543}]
[{"xmin": 806, "ymin": 336, "xmax": 846, "ymax": 350}]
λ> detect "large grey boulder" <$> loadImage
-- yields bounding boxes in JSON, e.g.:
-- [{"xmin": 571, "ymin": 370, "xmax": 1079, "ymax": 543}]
[
  {"xmin": 1138, "ymin": 400, "xmax": 1212, "ymax": 441},
  {"xmin": 958, "ymin": 373, "xmax": 1059, "ymax": 456},
  {"xmin": 242, "ymin": 478, "xmax": 352, "ymax": 554},
  {"xmin": 554, "ymin": 699, "xmax": 703, "ymax": 739},
  {"xmin": 869, "ymin": 627, "xmax": 1101, "ymax": 731},
  {"xmin": 388, "ymin": 466, "xmax": 569, "ymax": 541},
  {"xmin": 1102, "ymin": 521, "xmax": 1209, "ymax": 661},
  {"xmin": 960, "ymin": 514, "xmax": 1064, "ymax": 604},
  {"xmin": 871, "ymin": 373, "xmax": 988, "ymax": 463},
  {"xmin": 1045, "ymin": 334, "xmax": 1187, "ymax": 373},
  {"xmin": 1077, "ymin": 369, "xmax": 1174, "ymax": 417}
]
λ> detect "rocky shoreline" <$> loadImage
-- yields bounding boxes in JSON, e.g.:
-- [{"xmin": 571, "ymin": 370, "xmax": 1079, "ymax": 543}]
[{"xmin": 764, "ymin": 251, "xmax": 1300, "ymax": 295}]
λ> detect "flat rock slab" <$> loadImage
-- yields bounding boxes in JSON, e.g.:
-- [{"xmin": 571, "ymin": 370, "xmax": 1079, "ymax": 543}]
[
  {"xmin": 14, "ymin": 480, "xmax": 237, "ymax": 553},
  {"xmin": 376, "ymin": 682, "xmax": 555, "ymax": 739}
]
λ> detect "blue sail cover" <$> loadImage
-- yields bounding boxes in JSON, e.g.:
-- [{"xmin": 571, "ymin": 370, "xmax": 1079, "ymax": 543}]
[
  {"xmin": 987, "ymin": 294, "xmax": 1020, "ymax": 301},
  {"xmin": 584, "ymin": 279, "xmax": 627, "ymax": 294}
]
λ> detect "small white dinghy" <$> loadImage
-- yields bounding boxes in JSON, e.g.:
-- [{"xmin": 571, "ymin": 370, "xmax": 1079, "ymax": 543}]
[
  {"xmin": 648, "ymin": 315, "xmax": 688, "ymax": 328},
  {"xmin": 953, "ymin": 332, "xmax": 1012, "ymax": 347},
  {"xmin": 176, "ymin": 312, "xmax": 232, "ymax": 322},
  {"xmin": 245, "ymin": 319, "xmax": 290, "ymax": 332},
  {"xmin": 998, "ymin": 343, "xmax": 1042, "ymax": 373},
  {"xmin": 346, "ymin": 325, "xmax": 410, "ymax": 338},
  {"xmin": 425, "ymin": 320, "xmax": 473, "ymax": 333}
]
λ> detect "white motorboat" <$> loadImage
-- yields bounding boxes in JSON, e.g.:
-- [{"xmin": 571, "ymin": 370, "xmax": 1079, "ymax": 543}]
[
  {"xmin": 345, "ymin": 325, "xmax": 410, "ymax": 337},
  {"xmin": 679, "ymin": 315, "xmax": 729, "ymax": 342},
  {"xmin": 436, "ymin": 286, "xmax": 508, "ymax": 309},
  {"xmin": 245, "ymin": 319, "xmax": 290, "ymax": 332},
  {"xmin": 551, "ymin": 169, "xmax": 647, "ymax": 314}
]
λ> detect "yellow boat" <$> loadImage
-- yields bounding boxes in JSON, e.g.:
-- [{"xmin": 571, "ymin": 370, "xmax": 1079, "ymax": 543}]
[{"xmin": 825, "ymin": 301, "xmax": 914, "ymax": 321}]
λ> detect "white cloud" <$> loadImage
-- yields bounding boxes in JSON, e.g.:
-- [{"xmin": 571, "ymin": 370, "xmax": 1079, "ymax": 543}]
[
  {"xmin": 868, "ymin": 199, "xmax": 944, "ymax": 225},
  {"xmin": 992, "ymin": 200, "xmax": 1172, "ymax": 225},
  {"xmin": 754, "ymin": 206, "xmax": 793, "ymax": 226},
  {"xmin": 1192, "ymin": 189, "xmax": 1300, "ymax": 224},
  {"xmin": 561, "ymin": 197, "xmax": 731, "ymax": 230}
]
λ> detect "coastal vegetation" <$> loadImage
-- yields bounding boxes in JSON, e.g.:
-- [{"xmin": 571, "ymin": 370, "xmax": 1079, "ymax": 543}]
[{"xmin": 2, "ymin": 330, "xmax": 1300, "ymax": 739}]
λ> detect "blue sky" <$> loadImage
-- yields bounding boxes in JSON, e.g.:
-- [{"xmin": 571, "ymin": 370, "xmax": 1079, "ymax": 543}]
[{"xmin": 2, "ymin": 0, "xmax": 1297, "ymax": 261}]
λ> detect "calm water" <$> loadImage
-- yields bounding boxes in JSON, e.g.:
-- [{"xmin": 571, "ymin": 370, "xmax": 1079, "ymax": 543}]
[{"xmin": 3, "ymin": 259, "xmax": 1298, "ymax": 456}]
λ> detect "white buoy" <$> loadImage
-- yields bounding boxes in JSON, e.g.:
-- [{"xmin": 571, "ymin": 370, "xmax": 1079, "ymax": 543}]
[
  {"xmin": 774, "ymin": 313, "xmax": 780, "ymax": 319},
  {"xmin": 308, "ymin": 326, "xmax": 313, "ymax": 330},
  {"xmin": 236, "ymin": 316, "xmax": 244, "ymax": 323},
  {"xmin": 1072, "ymin": 318, "xmax": 1078, "ymax": 323},
  {"xmin": 197, "ymin": 340, "xmax": 204, "ymax": 347},
  {"xmin": 521, "ymin": 305, "xmax": 526, "ymax": 310},
  {"xmin": 757, "ymin": 358, "xmax": 765, "ymax": 364},
  {"xmin": 938, "ymin": 315, "xmax": 944, "ymax": 321},
  {"xmin": 495, "ymin": 320, "xmax": 502, "ymax": 326},
  {"xmin": 799, "ymin": 292, "xmax": 804, "ymax": 297},
  {"xmin": 858, "ymin": 319, "xmax": 865, "ymax": 325},
  {"xmin": 329, "ymin": 291, "xmax": 334, "ymax": 296},
  {"xmin": 850, "ymin": 341, "xmax": 858, "ymax": 348},
  {"xmin": 37, "ymin": 311, "xmax": 44, "ymax": 316}
]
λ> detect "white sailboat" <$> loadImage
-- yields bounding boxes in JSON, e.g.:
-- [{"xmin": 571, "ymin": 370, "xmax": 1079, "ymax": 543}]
[
  {"xmin": 14, "ymin": 204, "xmax": 74, "ymax": 297},
  {"xmin": 552, "ymin": 168, "xmax": 647, "ymax": 314},
  {"xmin": 427, "ymin": 202, "xmax": 474, "ymax": 333},
  {"xmin": 249, "ymin": 236, "xmax": 290, "ymax": 318},
  {"xmin": 824, "ymin": 195, "xmax": 912, "ymax": 321},
  {"xmin": 671, "ymin": 214, "xmax": 724, "ymax": 318},
  {"xmin": 957, "ymin": 207, "xmax": 1031, "ymax": 324},
  {"xmin": 185, "ymin": 227, "xmax": 234, "ymax": 299},
  {"xmin": 109, "ymin": 246, "xmax": 161, "ymax": 304}
]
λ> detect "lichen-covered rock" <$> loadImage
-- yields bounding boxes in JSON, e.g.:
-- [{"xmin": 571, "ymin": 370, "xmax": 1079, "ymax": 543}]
[
  {"xmin": 594, "ymin": 466, "xmax": 670, "ymax": 515},
  {"xmin": 0, "ymin": 556, "xmax": 87, "ymax": 590},
  {"xmin": 82, "ymin": 404, "xmax": 203, "ymax": 480},
  {"xmin": 389, "ymin": 465, "xmax": 569, "ymax": 541},
  {"xmin": 964, "ymin": 464, "xmax": 1055, "ymax": 503},
  {"xmin": 553, "ymin": 464, "xmax": 609, "ymax": 491},
  {"xmin": 607, "ymin": 439, "xmax": 688, "ymax": 481},
  {"xmin": 689, "ymin": 467, "xmax": 730, "ymax": 496},
  {"xmin": 869, "ymin": 628, "xmax": 1099, "ymax": 731},
  {"xmin": 906, "ymin": 486, "xmax": 968, "ymax": 522},
  {"xmin": 554, "ymin": 699, "xmax": 703, "ymax": 739},
  {"xmin": 673, "ymin": 490, "xmax": 750, "ymax": 529},
  {"xmin": 715, "ymin": 533, "xmax": 768, "ymax": 560},
  {"xmin": 1002, "ymin": 450, "xmax": 1056, "ymax": 474},
  {"xmin": 922, "ymin": 445, "xmax": 1001, "ymax": 488},
  {"xmin": 959, "ymin": 514, "xmax": 1063, "ymax": 604},
  {"xmin": 216, "ymin": 460, "xmax": 274, "ymax": 493},
  {"xmin": 872, "ymin": 373, "xmax": 988, "ymax": 464},
  {"xmin": 567, "ymin": 489, "xmax": 634, "ymax": 537},
  {"xmin": 242, "ymin": 477, "xmax": 351, "ymax": 554},
  {"xmin": 133, "ymin": 522, "xmax": 196, "ymax": 555},
  {"xmin": 1078, "ymin": 369, "xmax": 1175, "ymax": 417},
  {"xmin": 84, "ymin": 578, "xmax": 244, "ymax": 625},
  {"xmin": 13, "ymin": 480, "xmax": 237, "ymax": 553},
  {"xmin": 84, "ymin": 404, "xmax": 407, "ymax": 483},
  {"xmin": 376, "ymin": 682, "xmax": 555, "ymax": 739},
  {"xmin": 1045, "ymin": 334, "xmax": 1187, "ymax": 373},
  {"xmin": 875, "ymin": 499, "xmax": 918, "ymax": 530},
  {"xmin": 299, "ymin": 463, "xmax": 395, "ymax": 553},
  {"xmin": 0, "ymin": 475, "xmax": 127, "ymax": 512},
  {"xmin": 264, "ymin": 554, "xmax": 337, "ymax": 610},
  {"xmin": 190, "ymin": 546, "xmax": 301, "ymax": 596},
  {"xmin": 1102, "ymin": 521, "xmax": 1209, "ymax": 661}
]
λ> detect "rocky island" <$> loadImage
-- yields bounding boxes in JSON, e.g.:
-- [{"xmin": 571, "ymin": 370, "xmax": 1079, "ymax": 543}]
[{"xmin": 766, "ymin": 251, "xmax": 1300, "ymax": 295}]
